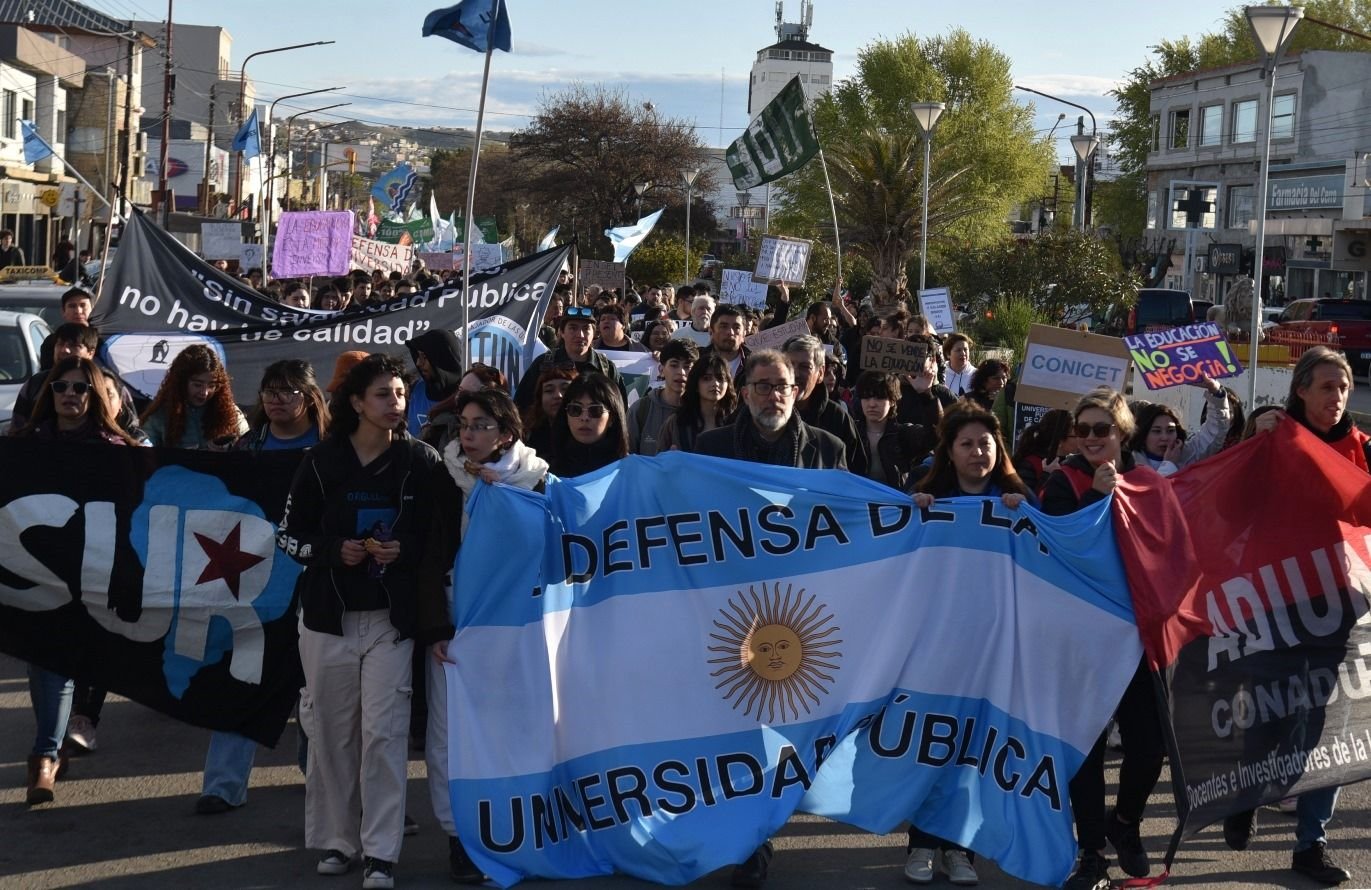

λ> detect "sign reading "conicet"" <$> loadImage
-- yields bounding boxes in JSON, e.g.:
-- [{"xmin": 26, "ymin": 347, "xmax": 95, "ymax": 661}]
[{"xmin": 1015, "ymin": 324, "xmax": 1131, "ymax": 410}]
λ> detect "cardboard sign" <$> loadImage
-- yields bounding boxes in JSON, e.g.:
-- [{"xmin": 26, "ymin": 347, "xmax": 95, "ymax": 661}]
[
  {"xmin": 859, "ymin": 335, "xmax": 931, "ymax": 375},
  {"xmin": 1012, "ymin": 402, "xmax": 1053, "ymax": 450},
  {"xmin": 1015, "ymin": 324, "xmax": 1130, "ymax": 410},
  {"xmin": 1123, "ymin": 322, "xmax": 1243, "ymax": 390},
  {"xmin": 744, "ymin": 316, "xmax": 808, "ymax": 352},
  {"xmin": 720, "ymin": 269, "xmax": 769, "ymax": 308},
  {"xmin": 752, "ymin": 235, "xmax": 811, "ymax": 285},
  {"xmin": 272, "ymin": 211, "xmax": 355, "ymax": 277},
  {"xmin": 580, "ymin": 259, "xmax": 626, "ymax": 294},
  {"xmin": 200, "ymin": 222, "xmax": 243, "ymax": 260},
  {"xmin": 917, "ymin": 287, "xmax": 956, "ymax": 334},
  {"xmin": 417, "ymin": 251, "xmax": 455, "ymax": 271},
  {"xmin": 350, "ymin": 235, "xmax": 414, "ymax": 276}
]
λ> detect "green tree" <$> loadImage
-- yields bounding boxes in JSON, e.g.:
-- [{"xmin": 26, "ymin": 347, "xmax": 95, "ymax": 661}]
[
  {"xmin": 775, "ymin": 30, "xmax": 1055, "ymax": 306},
  {"xmin": 1103, "ymin": 2, "xmax": 1368, "ymax": 236},
  {"xmin": 626, "ymin": 235, "xmax": 687, "ymax": 287}
]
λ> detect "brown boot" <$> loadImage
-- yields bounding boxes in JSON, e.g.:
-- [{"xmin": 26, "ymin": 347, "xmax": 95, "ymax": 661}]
[{"xmin": 26, "ymin": 754, "xmax": 58, "ymax": 805}]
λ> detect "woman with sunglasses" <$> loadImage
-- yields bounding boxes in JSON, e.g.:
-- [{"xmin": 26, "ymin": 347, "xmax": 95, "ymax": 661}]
[
  {"xmin": 548, "ymin": 373, "xmax": 628, "ymax": 477},
  {"xmin": 1040, "ymin": 387, "xmax": 1164, "ymax": 890},
  {"xmin": 10, "ymin": 357, "xmax": 142, "ymax": 805},
  {"xmin": 140, "ymin": 344, "xmax": 248, "ymax": 449},
  {"xmin": 657, "ymin": 352, "xmax": 738, "ymax": 454}
]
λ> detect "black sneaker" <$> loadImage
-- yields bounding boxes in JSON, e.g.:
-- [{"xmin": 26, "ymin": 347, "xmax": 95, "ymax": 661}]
[
  {"xmin": 1292, "ymin": 842, "xmax": 1351, "ymax": 885},
  {"xmin": 362, "ymin": 857, "xmax": 394, "ymax": 890},
  {"xmin": 194, "ymin": 794, "xmax": 234, "ymax": 815},
  {"xmin": 1104, "ymin": 811, "xmax": 1149, "ymax": 878},
  {"xmin": 1223, "ymin": 808, "xmax": 1258, "ymax": 851},
  {"xmin": 1063, "ymin": 849, "xmax": 1111, "ymax": 890},
  {"xmin": 448, "ymin": 836, "xmax": 485, "ymax": 884},
  {"xmin": 730, "ymin": 840, "xmax": 774, "ymax": 888}
]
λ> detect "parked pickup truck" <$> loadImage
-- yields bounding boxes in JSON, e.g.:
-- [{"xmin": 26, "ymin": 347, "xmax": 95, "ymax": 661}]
[{"xmin": 1271, "ymin": 298, "xmax": 1371, "ymax": 373}]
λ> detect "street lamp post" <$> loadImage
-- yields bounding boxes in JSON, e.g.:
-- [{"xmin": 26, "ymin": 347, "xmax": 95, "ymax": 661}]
[
  {"xmin": 283, "ymin": 103, "xmax": 350, "ymax": 213},
  {"xmin": 682, "ymin": 167, "xmax": 700, "ymax": 283},
  {"xmin": 1069, "ymin": 129, "xmax": 1100, "ymax": 232},
  {"xmin": 910, "ymin": 102, "xmax": 945, "ymax": 293},
  {"xmin": 233, "ymin": 40, "xmax": 336, "ymax": 211},
  {"xmin": 737, "ymin": 191, "xmax": 751, "ymax": 247},
  {"xmin": 1245, "ymin": 4, "xmax": 1304, "ymax": 411},
  {"xmin": 633, "ymin": 180, "xmax": 651, "ymax": 223}
]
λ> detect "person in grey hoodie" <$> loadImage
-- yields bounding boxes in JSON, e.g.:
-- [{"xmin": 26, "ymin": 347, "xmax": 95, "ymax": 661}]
[{"xmin": 629, "ymin": 338, "xmax": 698, "ymax": 456}]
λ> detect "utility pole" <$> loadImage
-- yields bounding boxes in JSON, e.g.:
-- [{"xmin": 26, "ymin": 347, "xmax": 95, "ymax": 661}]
[
  {"xmin": 201, "ymin": 83, "xmax": 214, "ymax": 215},
  {"xmin": 118, "ymin": 21, "xmax": 134, "ymax": 222},
  {"xmin": 157, "ymin": 0, "xmax": 174, "ymax": 225}
]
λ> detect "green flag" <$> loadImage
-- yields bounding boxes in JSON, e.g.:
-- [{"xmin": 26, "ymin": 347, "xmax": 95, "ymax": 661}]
[
  {"xmin": 375, "ymin": 217, "xmax": 436, "ymax": 245},
  {"xmin": 725, "ymin": 76, "xmax": 819, "ymax": 190}
]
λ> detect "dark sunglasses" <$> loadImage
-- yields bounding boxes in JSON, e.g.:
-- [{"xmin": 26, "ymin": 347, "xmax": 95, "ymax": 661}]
[
  {"xmin": 563, "ymin": 306, "xmax": 594, "ymax": 319},
  {"xmin": 50, "ymin": 380, "xmax": 91, "ymax": 395},
  {"xmin": 566, "ymin": 403, "xmax": 607, "ymax": 418},
  {"xmin": 1073, "ymin": 421, "xmax": 1116, "ymax": 439}
]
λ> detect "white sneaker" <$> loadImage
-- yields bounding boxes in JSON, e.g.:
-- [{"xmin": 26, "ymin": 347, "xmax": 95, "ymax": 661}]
[
  {"xmin": 943, "ymin": 849, "xmax": 979, "ymax": 886},
  {"xmin": 903, "ymin": 847, "xmax": 936, "ymax": 884},
  {"xmin": 65, "ymin": 715, "xmax": 97, "ymax": 752}
]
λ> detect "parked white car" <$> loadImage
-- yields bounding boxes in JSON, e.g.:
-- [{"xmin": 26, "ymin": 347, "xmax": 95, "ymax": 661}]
[{"xmin": 0, "ymin": 310, "xmax": 53, "ymax": 427}]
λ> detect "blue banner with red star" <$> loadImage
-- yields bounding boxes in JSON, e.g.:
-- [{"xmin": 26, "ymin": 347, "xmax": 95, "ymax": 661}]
[{"xmin": 0, "ymin": 439, "xmax": 305, "ymax": 746}]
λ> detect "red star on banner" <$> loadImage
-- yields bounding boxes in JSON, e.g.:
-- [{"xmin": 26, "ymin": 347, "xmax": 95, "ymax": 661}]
[{"xmin": 194, "ymin": 522, "xmax": 266, "ymax": 600}]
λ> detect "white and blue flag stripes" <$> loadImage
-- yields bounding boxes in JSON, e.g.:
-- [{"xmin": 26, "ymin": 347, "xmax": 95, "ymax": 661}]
[
  {"xmin": 604, "ymin": 207, "xmax": 664, "ymax": 264},
  {"xmin": 21, "ymin": 119, "xmax": 55, "ymax": 165},
  {"xmin": 447, "ymin": 453, "xmax": 1143, "ymax": 887}
]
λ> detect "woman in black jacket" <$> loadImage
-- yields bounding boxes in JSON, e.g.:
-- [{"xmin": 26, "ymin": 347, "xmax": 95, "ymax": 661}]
[
  {"xmin": 851, "ymin": 370, "xmax": 934, "ymax": 492},
  {"xmin": 1040, "ymin": 387, "xmax": 1162, "ymax": 890},
  {"xmin": 277, "ymin": 353, "xmax": 459, "ymax": 888},
  {"xmin": 548, "ymin": 373, "xmax": 628, "ymax": 477}
]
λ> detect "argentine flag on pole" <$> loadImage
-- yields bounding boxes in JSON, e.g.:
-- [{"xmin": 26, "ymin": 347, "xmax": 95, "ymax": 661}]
[
  {"xmin": 448, "ymin": 453, "xmax": 1143, "ymax": 888},
  {"xmin": 230, "ymin": 108, "xmax": 261, "ymax": 160},
  {"xmin": 20, "ymin": 120, "xmax": 54, "ymax": 165},
  {"xmin": 604, "ymin": 207, "xmax": 663, "ymax": 263},
  {"xmin": 537, "ymin": 226, "xmax": 559, "ymax": 251}
]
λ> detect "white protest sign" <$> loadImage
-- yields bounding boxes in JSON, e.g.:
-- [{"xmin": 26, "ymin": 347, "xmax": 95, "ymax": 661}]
[
  {"xmin": 351, "ymin": 235, "xmax": 415, "ymax": 276},
  {"xmin": 743, "ymin": 316, "xmax": 809, "ymax": 352},
  {"xmin": 1016, "ymin": 324, "xmax": 1130, "ymax": 410},
  {"xmin": 200, "ymin": 223, "xmax": 242, "ymax": 260},
  {"xmin": 720, "ymin": 269, "xmax": 770, "ymax": 308},
  {"xmin": 239, "ymin": 243, "xmax": 263, "ymax": 269},
  {"xmin": 918, "ymin": 287, "xmax": 956, "ymax": 334},
  {"xmin": 752, "ymin": 235, "xmax": 811, "ymax": 285},
  {"xmin": 453, "ymin": 242, "xmax": 505, "ymax": 272}
]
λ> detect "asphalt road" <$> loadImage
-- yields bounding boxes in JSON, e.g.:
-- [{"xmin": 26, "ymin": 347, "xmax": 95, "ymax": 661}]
[{"xmin": 2, "ymin": 655, "xmax": 1369, "ymax": 890}]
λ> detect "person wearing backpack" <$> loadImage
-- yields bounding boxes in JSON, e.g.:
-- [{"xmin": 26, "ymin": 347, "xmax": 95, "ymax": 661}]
[{"xmin": 629, "ymin": 339, "xmax": 697, "ymax": 456}]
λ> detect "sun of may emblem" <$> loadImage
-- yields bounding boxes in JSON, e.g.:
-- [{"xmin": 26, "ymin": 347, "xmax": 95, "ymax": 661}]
[{"xmin": 707, "ymin": 581, "xmax": 842, "ymax": 723}]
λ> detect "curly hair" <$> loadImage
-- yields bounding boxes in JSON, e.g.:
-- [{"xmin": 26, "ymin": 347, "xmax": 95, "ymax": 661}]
[
  {"xmin": 19, "ymin": 357, "xmax": 139, "ymax": 444},
  {"xmin": 917, "ymin": 404, "xmax": 1029, "ymax": 498},
  {"xmin": 139, "ymin": 344, "xmax": 240, "ymax": 446},
  {"xmin": 326, "ymin": 353, "xmax": 411, "ymax": 438}
]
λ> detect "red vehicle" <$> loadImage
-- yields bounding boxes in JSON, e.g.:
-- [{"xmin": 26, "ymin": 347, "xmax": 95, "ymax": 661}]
[{"xmin": 1272, "ymin": 298, "xmax": 1370, "ymax": 373}]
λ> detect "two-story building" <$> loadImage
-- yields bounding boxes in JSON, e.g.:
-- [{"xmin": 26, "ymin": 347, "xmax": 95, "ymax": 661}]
[{"xmin": 1146, "ymin": 50, "xmax": 1371, "ymax": 304}]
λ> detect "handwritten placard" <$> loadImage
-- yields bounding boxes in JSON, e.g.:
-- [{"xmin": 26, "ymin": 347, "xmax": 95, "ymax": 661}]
[
  {"xmin": 579, "ymin": 259, "xmax": 626, "ymax": 294},
  {"xmin": 200, "ymin": 222, "xmax": 243, "ymax": 260},
  {"xmin": 720, "ymin": 269, "xmax": 770, "ymax": 308},
  {"xmin": 350, "ymin": 235, "xmax": 414, "ymax": 276},
  {"xmin": 239, "ymin": 243, "xmax": 263, "ymax": 269},
  {"xmin": 417, "ymin": 251, "xmax": 455, "ymax": 271},
  {"xmin": 752, "ymin": 235, "xmax": 811, "ymax": 285},
  {"xmin": 860, "ymin": 335, "xmax": 932, "ymax": 374},
  {"xmin": 1123, "ymin": 322, "xmax": 1242, "ymax": 390},
  {"xmin": 453, "ymin": 243, "xmax": 505, "ymax": 273},
  {"xmin": 271, "ymin": 211, "xmax": 355, "ymax": 277},
  {"xmin": 743, "ymin": 316, "xmax": 809, "ymax": 353},
  {"xmin": 917, "ymin": 287, "xmax": 956, "ymax": 334}
]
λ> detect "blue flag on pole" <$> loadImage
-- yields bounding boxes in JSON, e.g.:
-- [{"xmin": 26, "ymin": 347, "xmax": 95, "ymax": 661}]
[
  {"xmin": 604, "ymin": 208, "xmax": 663, "ymax": 263},
  {"xmin": 20, "ymin": 120, "xmax": 54, "ymax": 165},
  {"xmin": 231, "ymin": 108, "xmax": 261, "ymax": 160},
  {"xmin": 422, "ymin": 0, "xmax": 512, "ymax": 53},
  {"xmin": 447, "ymin": 453, "xmax": 1145, "ymax": 888}
]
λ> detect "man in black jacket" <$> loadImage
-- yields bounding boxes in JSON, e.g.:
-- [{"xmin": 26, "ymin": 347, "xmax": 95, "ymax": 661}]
[
  {"xmin": 513, "ymin": 305, "xmax": 626, "ymax": 411},
  {"xmin": 783, "ymin": 333, "xmax": 860, "ymax": 473}
]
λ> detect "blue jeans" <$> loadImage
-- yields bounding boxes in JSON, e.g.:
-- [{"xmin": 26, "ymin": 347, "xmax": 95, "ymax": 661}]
[
  {"xmin": 28, "ymin": 665, "xmax": 73, "ymax": 760},
  {"xmin": 201, "ymin": 731, "xmax": 257, "ymax": 806},
  {"xmin": 1295, "ymin": 786, "xmax": 1340, "ymax": 851}
]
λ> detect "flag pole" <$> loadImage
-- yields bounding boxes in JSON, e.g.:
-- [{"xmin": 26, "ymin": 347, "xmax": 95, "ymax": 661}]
[
  {"xmin": 93, "ymin": 202, "xmax": 118, "ymax": 304},
  {"xmin": 817, "ymin": 148, "xmax": 842, "ymax": 285},
  {"xmin": 460, "ymin": 34, "xmax": 497, "ymax": 365}
]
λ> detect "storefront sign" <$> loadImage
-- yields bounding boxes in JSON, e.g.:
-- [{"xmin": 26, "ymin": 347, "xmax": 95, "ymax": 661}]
[
  {"xmin": 1267, "ymin": 174, "xmax": 1343, "ymax": 211},
  {"xmin": 1207, "ymin": 243, "xmax": 1242, "ymax": 275}
]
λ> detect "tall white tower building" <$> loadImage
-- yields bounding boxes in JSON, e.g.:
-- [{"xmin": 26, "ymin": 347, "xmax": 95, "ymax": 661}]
[{"xmin": 747, "ymin": 1, "xmax": 834, "ymax": 117}]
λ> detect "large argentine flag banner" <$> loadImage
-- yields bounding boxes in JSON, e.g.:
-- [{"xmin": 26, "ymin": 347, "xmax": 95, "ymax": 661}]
[{"xmin": 447, "ymin": 452, "xmax": 1142, "ymax": 887}]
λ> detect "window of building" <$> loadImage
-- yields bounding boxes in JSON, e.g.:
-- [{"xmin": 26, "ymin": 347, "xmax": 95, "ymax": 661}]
[
  {"xmin": 1147, "ymin": 191, "xmax": 1159, "ymax": 229},
  {"xmin": 1272, "ymin": 93, "xmax": 1296, "ymax": 139},
  {"xmin": 22, "ymin": 99, "xmax": 33, "ymax": 124},
  {"xmin": 1227, "ymin": 184, "xmax": 1255, "ymax": 229},
  {"xmin": 1232, "ymin": 99, "xmax": 1258, "ymax": 143},
  {"xmin": 3, "ymin": 91, "xmax": 15, "ymax": 140},
  {"xmin": 55, "ymin": 109, "xmax": 66, "ymax": 141},
  {"xmin": 1150, "ymin": 115, "xmax": 1160, "ymax": 152},
  {"xmin": 1200, "ymin": 105, "xmax": 1222, "ymax": 146},
  {"xmin": 1170, "ymin": 108, "xmax": 1190, "ymax": 149}
]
